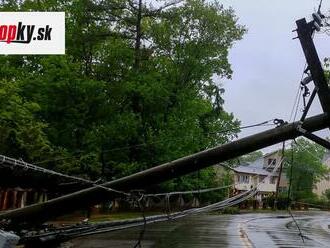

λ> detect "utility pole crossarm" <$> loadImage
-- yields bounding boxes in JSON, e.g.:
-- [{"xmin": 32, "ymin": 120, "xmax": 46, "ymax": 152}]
[{"xmin": 296, "ymin": 18, "xmax": 330, "ymax": 116}]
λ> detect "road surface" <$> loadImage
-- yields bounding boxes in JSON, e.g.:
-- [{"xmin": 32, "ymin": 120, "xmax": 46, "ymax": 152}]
[{"xmin": 67, "ymin": 211, "xmax": 330, "ymax": 247}]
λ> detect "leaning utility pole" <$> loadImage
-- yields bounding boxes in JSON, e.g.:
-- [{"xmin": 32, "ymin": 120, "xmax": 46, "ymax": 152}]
[
  {"xmin": 1, "ymin": 13, "xmax": 330, "ymax": 230},
  {"xmin": 296, "ymin": 17, "xmax": 330, "ymax": 115},
  {"xmin": 294, "ymin": 13, "xmax": 330, "ymax": 147}
]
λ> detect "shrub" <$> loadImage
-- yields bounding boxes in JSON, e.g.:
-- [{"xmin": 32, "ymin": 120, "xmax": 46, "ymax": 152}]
[{"xmin": 221, "ymin": 206, "xmax": 239, "ymax": 214}]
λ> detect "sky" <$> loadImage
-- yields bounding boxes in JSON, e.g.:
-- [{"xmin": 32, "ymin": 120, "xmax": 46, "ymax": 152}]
[{"xmin": 218, "ymin": 0, "xmax": 330, "ymax": 152}]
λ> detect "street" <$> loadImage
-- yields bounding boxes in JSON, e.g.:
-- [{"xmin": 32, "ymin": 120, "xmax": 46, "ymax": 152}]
[{"xmin": 69, "ymin": 211, "xmax": 330, "ymax": 247}]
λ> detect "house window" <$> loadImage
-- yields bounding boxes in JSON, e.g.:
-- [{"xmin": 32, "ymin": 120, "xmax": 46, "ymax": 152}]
[
  {"xmin": 268, "ymin": 158, "xmax": 276, "ymax": 166},
  {"xmin": 238, "ymin": 175, "xmax": 250, "ymax": 184},
  {"xmin": 259, "ymin": 175, "xmax": 266, "ymax": 183},
  {"xmin": 279, "ymin": 187, "xmax": 287, "ymax": 193},
  {"xmin": 270, "ymin": 176, "xmax": 277, "ymax": 184}
]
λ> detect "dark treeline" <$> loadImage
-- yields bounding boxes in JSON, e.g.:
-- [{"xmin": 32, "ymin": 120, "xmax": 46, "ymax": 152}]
[{"xmin": 0, "ymin": 0, "xmax": 245, "ymax": 194}]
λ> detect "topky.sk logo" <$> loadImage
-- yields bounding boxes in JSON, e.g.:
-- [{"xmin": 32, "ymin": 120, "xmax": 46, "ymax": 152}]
[
  {"xmin": 0, "ymin": 12, "xmax": 65, "ymax": 54},
  {"xmin": 0, "ymin": 22, "xmax": 52, "ymax": 44}
]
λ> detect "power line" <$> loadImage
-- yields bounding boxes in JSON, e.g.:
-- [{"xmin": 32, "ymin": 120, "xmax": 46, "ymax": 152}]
[
  {"xmin": 0, "ymin": 155, "xmax": 130, "ymax": 196},
  {"xmin": 293, "ymin": 89, "xmax": 303, "ymax": 122},
  {"xmin": 289, "ymin": 85, "xmax": 302, "ymax": 122},
  {"xmin": 133, "ymin": 192, "xmax": 146, "ymax": 248},
  {"xmin": 292, "ymin": 62, "xmax": 309, "ymax": 122},
  {"xmin": 318, "ymin": 0, "xmax": 323, "ymax": 13},
  {"xmin": 0, "ymin": 153, "xmax": 236, "ymax": 199},
  {"xmin": 21, "ymin": 157, "xmax": 285, "ymax": 241},
  {"xmin": 288, "ymin": 208, "xmax": 305, "ymax": 243},
  {"xmin": 21, "ymin": 189, "xmax": 259, "ymax": 242},
  {"xmin": 145, "ymin": 184, "xmax": 235, "ymax": 197},
  {"xmin": 287, "ymin": 140, "xmax": 295, "ymax": 206},
  {"xmin": 286, "ymin": 139, "xmax": 307, "ymax": 243},
  {"xmin": 0, "ymin": 153, "xmax": 267, "ymax": 202},
  {"xmin": 18, "ymin": 155, "xmax": 285, "ymax": 244},
  {"xmin": 294, "ymin": 201, "xmax": 329, "ymax": 209}
]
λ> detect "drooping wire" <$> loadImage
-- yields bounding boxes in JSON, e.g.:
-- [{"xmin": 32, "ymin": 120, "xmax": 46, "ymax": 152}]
[
  {"xmin": 164, "ymin": 193, "xmax": 172, "ymax": 219},
  {"xmin": 287, "ymin": 140, "xmax": 294, "ymax": 208},
  {"xmin": 289, "ymin": 85, "xmax": 302, "ymax": 122},
  {"xmin": 274, "ymin": 141, "xmax": 286, "ymax": 209},
  {"xmin": 288, "ymin": 209, "xmax": 305, "ymax": 243},
  {"xmin": 0, "ymin": 153, "xmax": 235, "ymax": 199},
  {"xmin": 294, "ymin": 201, "xmax": 329, "ymax": 209},
  {"xmin": 286, "ymin": 140, "xmax": 305, "ymax": 243},
  {"xmin": 24, "ymin": 158, "xmax": 285, "ymax": 240},
  {"xmin": 144, "ymin": 183, "xmax": 235, "ymax": 197},
  {"xmin": 0, "ymin": 155, "xmax": 130, "ymax": 197},
  {"xmin": 293, "ymin": 89, "xmax": 303, "ymax": 122},
  {"xmin": 289, "ymin": 63, "xmax": 307, "ymax": 122},
  {"xmin": 17, "ymin": 158, "xmax": 284, "ymax": 242},
  {"xmin": 133, "ymin": 192, "xmax": 147, "ymax": 248},
  {"xmin": 46, "ymin": 189, "xmax": 259, "ymax": 239}
]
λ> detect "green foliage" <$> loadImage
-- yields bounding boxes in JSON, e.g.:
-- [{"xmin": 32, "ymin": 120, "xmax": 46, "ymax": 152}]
[
  {"xmin": 301, "ymin": 197, "xmax": 330, "ymax": 209},
  {"xmin": 324, "ymin": 57, "xmax": 330, "ymax": 82},
  {"xmin": 286, "ymin": 138, "xmax": 328, "ymax": 201},
  {"xmin": 0, "ymin": 81, "xmax": 51, "ymax": 161},
  {"xmin": 239, "ymin": 151, "xmax": 263, "ymax": 164},
  {"xmin": 221, "ymin": 206, "xmax": 239, "ymax": 214},
  {"xmin": 264, "ymin": 195, "xmax": 288, "ymax": 210},
  {"xmin": 324, "ymin": 188, "xmax": 330, "ymax": 201},
  {"xmin": 0, "ymin": 0, "xmax": 245, "ymax": 191}
]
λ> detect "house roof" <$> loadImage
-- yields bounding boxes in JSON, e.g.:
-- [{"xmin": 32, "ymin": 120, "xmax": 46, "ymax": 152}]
[
  {"xmin": 234, "ymin": 157, "xmax": 270, "ymax": 176},
  {"xmin": 263, "ymin": 149, "xmax": 280, "ymax": 158},
  {"xmin": 247, "ymin": 157, "xmax": 264, "ymax": 168},
  {"xmin": 233, "ymin": 165, "xmax": 270, "ymax": 176}
]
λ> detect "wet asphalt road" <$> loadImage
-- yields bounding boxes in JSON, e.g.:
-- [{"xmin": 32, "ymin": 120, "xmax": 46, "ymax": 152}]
[{"xmin": 69, "ymin": 211, "xmax": 330, "ymax": 247}]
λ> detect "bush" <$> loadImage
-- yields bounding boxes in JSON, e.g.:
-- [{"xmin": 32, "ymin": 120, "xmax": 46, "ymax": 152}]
[
  {"xmin": 263, "ymin": 195, "xmax": 289, "ymax": 210},
  {"xmin": 221, "ymin": 206, "xmax": 239, "ymax": 214},
  {"xmin": 299, "ymin": 197, "xmax": 330, "ymax": 209}
]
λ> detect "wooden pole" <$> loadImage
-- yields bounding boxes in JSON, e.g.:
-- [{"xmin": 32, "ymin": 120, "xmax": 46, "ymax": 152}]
[
  {"xmin": 296, "ymin": 18, "xmax": 330, "ymax": 115},
  {"xmin": 274, "ymin": 142, "xmax": 285, "ymax": 210}
]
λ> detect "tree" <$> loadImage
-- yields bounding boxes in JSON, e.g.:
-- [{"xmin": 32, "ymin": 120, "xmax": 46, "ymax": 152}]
[
  {"xmin": 286, "ymin": 138, "xmax": 328, "ymax": 200},
  {"xmin": 0, "ymin": 0, "xmax": 245, "ymax": 193},
  {"xmin": 0, "ymin": 81, "xmax": 51, "ymax": 162},
  {"xmin": 324, "ymin": 188, "xmax": 330, "ymax": 201},
  {"xmin": 239, "ymin": 151, "xmax": 263, "ymax": 164}
]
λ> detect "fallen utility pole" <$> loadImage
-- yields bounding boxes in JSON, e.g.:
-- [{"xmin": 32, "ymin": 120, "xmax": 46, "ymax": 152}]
[{"xmin": 1, "ymin": 113, "xmax": 329, "ymax": 229}]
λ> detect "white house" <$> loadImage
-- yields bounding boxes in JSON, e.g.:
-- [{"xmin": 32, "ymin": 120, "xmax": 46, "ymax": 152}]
[
  {"xmin": 233, "ymin": 149, "xmax": 330, "ymax": 200},
  {"xmin": 233, "ymin": 150, "xmax": 288, "ymax": 200}
]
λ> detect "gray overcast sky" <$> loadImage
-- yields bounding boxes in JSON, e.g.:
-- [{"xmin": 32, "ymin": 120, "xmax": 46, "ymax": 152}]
[{"xmin": 219, "ymin": 0, "xmax": 330, "ymax": 152}]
